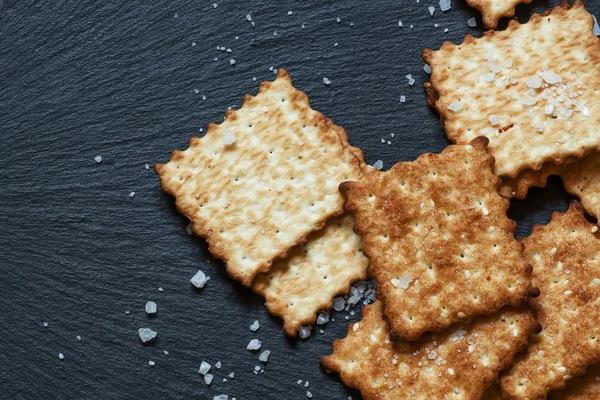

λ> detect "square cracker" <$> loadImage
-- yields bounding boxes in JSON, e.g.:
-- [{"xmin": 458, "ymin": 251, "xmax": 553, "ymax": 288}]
[
  {"xmin": 155, "ymin": 69, "xmax": 365, "ymax": 286},
  {"xmin": 252, "ymin": 214, "xmax": 369, "ymax": 336},
  {"xmin": 549, "ymin": 364, "xmax": 600, "ymax": 399},
  {"xmin": 562, "ymin": 152, "xmax": 600, "ymax": 221},
  {"xmin": 466, "ymin": 0, "xmax": 532, "ymax": 29},
  {"xmin": 423, "ymin": 0, "xmax": 600, "ymax": 179},
  {"xmin": 340, "ymin": 137, "xmax": 532, "ymax": 341},
  {"xmin": 501, "ymin": 202, "xmax": 600, "ymax": 399},
  {"xmin": 499, "ymin": 159, "xmax": 571, "ymax": 199},
  {"xmin": 321, "ymin": 300, "xmax": 537, "ymax": 400}
]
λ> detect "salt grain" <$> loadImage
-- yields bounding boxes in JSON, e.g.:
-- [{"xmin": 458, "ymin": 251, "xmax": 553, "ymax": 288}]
[
  {"xmin": 467, "ymin": 17, "xmax": 477, "ymax": 27},
  {"xmin": 406, "ymin": 74, "xmax": 415, "ymax": 86},
  {"xmin": 428, "ymin": 6, "xmax": 435, "ymax": 16},
  {"xmin": 400, "ymin": 95, "xmax": 406, "ymax": 103},
  {"xmin": 138, "ymin": 328, "xmax": 157, "ymax": 343},
  {"xmin": 448, "ymin": 101, "xmax": 463, "ymax": 111},
  {"xmin": 214, "ymin": 396, "xmax": 228, "ymax": 400},
  {"xmin": 372, "ymin": 160, "xmax": 384, "ymax": 170},
  {"xmin": 246, "ymin": 14, "xmax": 252, "ymax": 21},
  {"xmin": 259, "ymin": 350, "xmax": 271, "ymax": 362},
  {"xmin": 250, "ymin": 320, "xmax": 260, "ymax": 331},
  {"xmin": 190, "ymin": 270, "xmax": 210, "ymax": 288},
  {"xmin": 204, "ymin": 374, "xmax": 214, "ymax": 385},
  {"xmin": 593, "ymin": 15, "xmax": 600, "ymax": 36},
  {"xmin": 526, "ymin": 75, "xmax": 542, "ymax": 89},
  {"xmin": 222, "ymin": 128, "xmax": 236, "ymax": 145},
  {"xmin": 94, "ymin": 155, "xmax": 102, "ymax": 163},
  {"xmin": 247, "ymin": 339, "xmax": 262, "ymax": 351},
  {"xmin": 323, "ymin": 77, "xmax": 331, "ymax": 85},
  {"xmin": 316, "ymin": 312, "xmax": 330, "ymax": 325},
  {"xmin": 424, "ymin": 64, "xmax": 432, "ymax": 74},
  {"xmin": 298, "ymin": 325, "xmax": 312, "ymax": 339},
  {"xmin": 129, "ymin": 191, "xmax": 136, "ymax": 198},
  {"xmin": 229, "ymin": 59, "xmax": 236, "ymax": 66},
  {"xmin": 145, "ymin": 301, "xmax": 157, "ymax": 315},
  {"xmin": 541, "ymin": 70, "xmax": 562, "ymax": 85},
  {"xmin": 333, "ymin": 297, "xmax": 345, "ymax": 311},
  {"xmin": 199, "ymin": 361, "xmax": 211, "ymax": 375},
  {"xmin": 439, "ymin": 0, "xmax": 451, "ymax": 12},
  {"xmin": 148, "ymin": 360, "xmax": 155, "ymax": 366},
  {"xmin": 59, "ymin": 353, "xmax": 64, "ymax": 360}
]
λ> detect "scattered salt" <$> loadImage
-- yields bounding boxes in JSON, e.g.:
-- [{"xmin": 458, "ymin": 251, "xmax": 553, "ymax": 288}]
[
  {"xmin": 406, "ymin": 74, "xmax": 415, "ymax": 86},
  {"xmin": 138, "ymin": 328, "xmax": 157, "ymax": 343},
  {"xmin": 298, "ymin": 325, "xmax": 312, "ymax": 339},
  {"xmin": 396, "ymin": 273, "xmax": 412, "ymax": 289},
  {"xmin": 250, "ymin": 320, "xmax": 260, "ymax": 331},
  {"xmin": 43, "ymin": 322, "xmax": 48, "ymax": 328},
  {"xmin": 488, "ymin": 115, "xmax": 500, "ymax": 126},
  {"xmin": 259, "ymin": 350, "xmax": 271, "ymax": 362},
  {"xmin": 526, "ymin": 75, "xmax": 542, "ymax": 89},
  {"xmin": 199, "ymin": 361, "xmax": 211, "ymax": 375},
  {"xmin": 307, "ymin": 391, "xmax": 313, "ymax": 398},
  {"xmin": 400, "ymin": 95, "xmax": 406, "ymax": 103},
  {"xmin": 439, "ymin": 0, "xmax": 451, "ymax": 12},
  {"xmin": 448, "ymin": 101, "xmax": 463, "ymax": 111},
  {"xmin": 246, "ymin": 14, "xmax": 252, "ymax": 21},
  {"xmin": 190, "ymin": 269, "xmax": 210, "ymax": 288},
  {"xmin": 424, "ymin": 64, "xmax": 432, "ymax": 74},
  {"xmin": 204, "ymin": 374, "xmax": 214, "ymax": 385},
  {"xmin": 288, "ymin": 11, "xmax": 293, "ymax": 15},
  {"xmin": 144, "ymin": 163, "xmax": 149, "ymax": 170},
  {"xmin": 428, "ymin": 6, "xmax": 435, "ymax": 16},
  {"xmin": 229, "ymin": 59, "xmax": 236, "ymax": 66},
  {"xmin": 59, "ymin": 353, "xmax": 64, "ymax": 360},
  {"xmin": 316, "ymin": 312, "xmax": 330, "ymax": 325},
  {"xmin": 222, "ymin": 128, "xmax": 236, "ymax": 145},
  {"xmin": 323, "ymin": 77, "xmax": 331, "ymax": 85},
  {"xmin": 145, "ymin": 301, "xmax": 157, "ymax": 315},
  {"xmin": 247, "ymin": 339, "xmax": 262, "ymax": 351},
  {"xmin": 333, "ymin": 297, "xmax": 345, "ymax": 311},
  {"xmin": 215, "ymin": 361, "xmax": 222, "ymax": 369},
  {"xmin": 541, "ymin": 70, "xmax": 562, "ymax": 85},
  {"xmin": 94, "ymin": 155, "xmax": 102, "ymax": 163},
  {"xmin": 398, "ymin": 20, "xmax": 403, "ymax": 27},
  {"xmin": 186, "ymin": 221, "xmax": 193, "ymax": 235},
  {"xmin": 76, "ymin": 335, "xmax": 81, "ymax": 341},
  {"xmin": 214, "ymin": 396, "xmax": 228, "ymax": 400},
  {"xmin": 372, "ymin": 160, "xmax": 384, "ymax": 171},
  {"xmin": 148, "ymin": 360, "xmax": 155, "ymax": 366},
  {"xmin": 593, "ymin": 15, "xmax": 600, "ymax": 36},
  {"xmin": 467, "ymin": 17, "xmax": 477, "ymax": 27},
  {"xmin": 129, "ymin": 191, "xmax": 136, "ymax": 198}
]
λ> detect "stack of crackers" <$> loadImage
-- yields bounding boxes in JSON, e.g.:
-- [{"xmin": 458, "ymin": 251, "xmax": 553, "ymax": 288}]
[{"xmin": 157, "ymin": 1, "xmax": 600, "ymax": 398}]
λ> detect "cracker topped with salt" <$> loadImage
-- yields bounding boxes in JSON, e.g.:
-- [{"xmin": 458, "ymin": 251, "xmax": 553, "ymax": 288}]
[
  {"xmin": 253, "ymin": 214, "xmax": 369, "ymax": 336},
  {"xmin": 501, "ymin": 202, "xmax": 600, "ymax": 399},
  {"xmin": 466, "ymin": 0, "xmax": 532, "ymax": 29},
  {"xmin": 341, "ymin": 137, "xmax": 532, "ymax": 341},
  {"xmin": 424, "ymin": 0, "xmax": 600, "ymax": 179},
  {"xmin": 321, "ymin": 301, "xmax": 537, "ymax": 400},
  {"xmin": 156, "ymin": 69, "xmax": 365, "ymax": 285}
]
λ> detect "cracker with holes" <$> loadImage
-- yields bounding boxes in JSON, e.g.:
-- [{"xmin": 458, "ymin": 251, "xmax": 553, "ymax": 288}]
[
  {"xmin": 321, "ymin": 301, "xmax": 537, "ymax": 400},
  {"xmin": 465, "ymin": 0, "xmax": 532, "ymax": 29},
  {"xmin": 156, "ymin": 69, "xmax": 365, "ymax": 286},
  {"xmin": 341, "ymin": 137, "xmax": 532, "ymax": 341},
  {"xmin": 423, "ymin": 0, "xmax": 600, "ymax": 180},
  {"xmin": 500, "ymin": 202, "xmax": 600, "ymax": 399},
  {"xmin": 499, "ymin": 160, "xmax": 569, "ymax": 199},
  {"xmin": 549, "ymin": 364, "xmax": 600, "ymax": 399},
  {"xmin": 253, "ymin": 214, "xmax": 369, "ymax": 336},
  {"xmin": 562, "ymin": 152, "xmax": 600, "ymax": 221}
]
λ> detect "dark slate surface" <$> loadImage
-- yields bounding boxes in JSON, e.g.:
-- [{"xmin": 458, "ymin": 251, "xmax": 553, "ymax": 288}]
[{"xmin": 0, "ymin": 1, "xmax": 598, "ymax": 399}]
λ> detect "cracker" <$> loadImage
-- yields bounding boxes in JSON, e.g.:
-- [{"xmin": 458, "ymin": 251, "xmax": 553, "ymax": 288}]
[
  {"xmin": 321, "ymin": 301, "xmax": 537, "ymax": 400},
  {"xmin": 500, "ymin": 202, "xmax": 600, "ymax": 399},
  {"xmin": 465, "ymin": 0, "xmax": 532, "ymax": 29},
  {"xmin": 562, "ymin": 152, "xmax": 600, "ymax": 221},
  {"xmin": 253, "ymin": 214, "xmax": 369, "ymax": 336},
  {"xmin": 155, "ymin": 69, "xmax": 365, "ymax": 286},
  {"xmin": 341, "ymin": 137, "xmax": 532, "ymax": 341},
  {"xmin": 499, "ymin": 160, "xmax": 567, "ymax": 199},
  {"xmin": 549, "ymin": 364, "xmax": 600, "ymax": 399},
  {"xmin": 423, "ymin": 0, "xmax": 600, "ymax": 179}
]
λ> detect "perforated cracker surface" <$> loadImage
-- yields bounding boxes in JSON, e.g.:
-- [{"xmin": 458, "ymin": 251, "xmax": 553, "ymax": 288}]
[
  {"xmin": 549, "ymin": 364, "xmax": 600, "ymax": 400},
  {"xmin": 341, "ymin": 138, "xmax": 532, "ymax": 341},
  {"xmin": 466, "ymin": 0, "xmax": 532, "ymax": 29},
  {"xmin": 562, "ymin": 152, "xmax": 600, "ymax": 221},
  {"xmin": 156, "ymin": 69, "xmax": 365, "ymax": 286},
  {"xmin": 321, "ymin": 301, "xmax": 536, "ymax": 400},
  {"xmin": 499, "ymin": 160, "xmax": 568, "ymax": 199},
  {"xmin": 501, "ymin": 202, "xmax": 600, "ymax": 399},
  {"xmin": 424, "ymin": 0, "xmax": 600, "ymax": 179},
  {"xmin": 253, "ymin": 214, "xmax": 369, "ymax": 336}
]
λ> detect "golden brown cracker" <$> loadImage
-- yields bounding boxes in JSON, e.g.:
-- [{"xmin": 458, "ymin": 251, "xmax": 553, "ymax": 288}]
[
  {"xmin": 321, "ymin": 301, "xmax": 537, "ymax": 400},
  {"xmin": 466, "ymin": 0, "xmax": 532, "ymax": 29},
  {"xmin": 501, "ymin": 202, "xmax": 600, "ymax": 399},
  {"xmin": 341, "ymin": 138, "xmax": 532, "ymax": 341},
  {"xmin": 253, "ymin": 214, "xmax": 369, "ymax": 336},
  {"xmin": 499, "ymin": 160, "xmax": 567, "ymax": 199},
  {"xmin": 424, "ymin": 0, "xmax": 600, "ymax": 179},
  {"xmin": 562, "ymin": 152, "xmax": 600, "ymax": 221},
  {"xmin": 156, "ymin": 69, "xmax": 365, "ymax": 286}
]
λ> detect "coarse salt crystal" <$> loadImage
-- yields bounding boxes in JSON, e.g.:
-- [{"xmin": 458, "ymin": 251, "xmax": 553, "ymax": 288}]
[
  {"xmin": 467, "ymin": 17, "xmax": 476, "ymax": 27},
  {"xmin": 487, "ymin": 61, "xmax": 503, "ymax": 74},
  {"xmin": 323, "ymin": 77, "xmax": 331, "ymax": 85},
  {"xmin": 482, "ymin": 73, "xmax": 495, "ymax": 82},
  {"xmin": 488, "ymin": 115, "xmax": 500, "ymax": 126},
  {"xmin": 247, "ymin": 339, "xmax": 261, "ymax": 351},
  {"xmin": 545, "ymin": 104, "xmax": 555, "ymax": 115},
  {"xmin": 129, "ymin": 191, "xmax": 136, "ymax": 198},
  {"xmin": 259, "ymin": 350, "xmax": 271, "ymax": 362},
  {"xmin": 398, "ymin": 20, "xmax": 403, "ymax": 27},
  {"xmin": 521, "ymin": 96, "xmax": 537, "ymax": 106},
  {"xmin": 214, "ymin": 396, "xmax": 228, "ymax": 400},
  {"xmin": 250, "ymin": 320, "xmax": 260, "ymax": 331},
  {"xmin": 94, "ymin": 155, "xmax": 102, "ymax": 163},
  {"xmin": 400, "ymin": 95, "xmax": 406, "ymax": 103},
  {"xmin": 229, "ymin": 59, "xmax": 236, "ymax": 66},
  {"xmin": 138, "ymin": 328, "xmax": 157, "ymax": 343},
  {"xmin": 424, "ymin": 64, "xmax": 432, "ymax": 74},
  {"xmin": 593, "ymin": 15, "xmax": 600, "ymax": 36},
  {"xmin": 396, "ymin": 273, "xmax": 412, "ymax": 289},
  {"xmin": 333, "ymin": 297, "xmax": 345, "ymax": 311},
  {"xmin": 526, "ymin": 75, "xmax": 542, "ymax": 89},
  {"xmin": 372, "ymin": 160, "xmax": 384, "ymax": 170},
  {"xmin": 190, "ymin": 270, "xmax": 210, "ymax": 288},
  {"xmin": 406, "ymin": 74, "xmax": 415, "ymax": 86},
  {"xmin": 428, "ymin": 6, "xmax": 435, "ymax": 16},
  {"xmin": 448, "ymin": 101, "xmax": 462, "ymax": 112},
  {"xmin": 592, "ymin": 226, "xmax": 599, "ymax": 233},
  {"xmin": 59, "ymin": 353, "xmax": 64, "ymax": 360},
  {"xmin": 145, "ymin": 301, "xmax": 157, "ymax": 315},
  {"xmin": 148, "ymin": 360, "xmax": 155, "ymax": 366},
  {"xmin": 317, "ymin": 312, "xmax": 330, "ymax": 325},
  {"xmin": 204, "ymin": 374, "xmax": 214, "ymax": 385},
  {"xmin": 199, "ymin": 361, "xmax": 211, "ymax": 375},
  {"xmin": 542, "ymin": 70, "xmax": 562, "ymax": 85},
  {"xmin": 246, "ymin": 14, "xmax": 252, "ymax": 21},
  {"xmin": 439, "ymin": 0, "xmax": 451, "ymax": 12},
  {"xmin": 222, "ymin": 128, "xmax": 237, "ymax": 145},
  {"xmin": 298, "ymin": 325, "xmax": 312, "ymax": 339}
]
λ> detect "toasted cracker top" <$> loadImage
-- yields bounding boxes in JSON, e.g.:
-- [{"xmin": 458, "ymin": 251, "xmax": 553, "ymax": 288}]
[
  {"xmin": 321, "ymin": 301, "xmax": 536, "ymax": 400},
  {"xmin": 424, "ymin": 0, "xmax": 600, "ymax": 178},
  {"xmin": 156, "ymin": 69, "xmax": 365, "ymax": 286},
  {"xmin": 466, "ymin": 0, "xmax": 532, "ymax": 29},
  {"xmin": 549, "ymin": 364, "xmax": 600, "ymax": 399},
  {"xmin": 501, "ymin": 202, "xmax": 600, "ymax": 399},
  {"xmin": 341, "ymin": 138, "xmax": 532, "ymax": 341},
  {"xmin": 253, "ymin": 214, "xmax": 369, "ymax": 336},
  {"xmin": 562, "ymin": 152, "xmax": 600, "ymax": 221}
]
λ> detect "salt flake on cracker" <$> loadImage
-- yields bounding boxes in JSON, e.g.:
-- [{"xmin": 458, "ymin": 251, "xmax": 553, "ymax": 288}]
[
  {"xmin": 466, "ymin": 0, "xmax": 532, "ymax": 29},
  {"xmin": 341, "ymin": 137, "xmax": 532, "ymax": 341},
  {"xmin": 156, "ymin": 69, "xmax": 365, "ymax": 285},
  {"xmin": 321, "ymin": 301, "xmax": 537, "ymax": 400},
  {"xmin": 253, "ymin": 214, "xmax": 369, "ymax": 336},
  {"xmin": 424, "ymin": 0, "xmax": 600, "ymax": 179},
  {"xmin": 501, "ymin": 202, "xmax": 600, "ymax": 399}
]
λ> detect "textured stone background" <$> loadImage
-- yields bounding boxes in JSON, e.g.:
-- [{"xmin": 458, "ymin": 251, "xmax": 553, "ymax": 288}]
[{"xmin": 1, "ymin": 0, "xmax": 597, "ymax": 399}]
